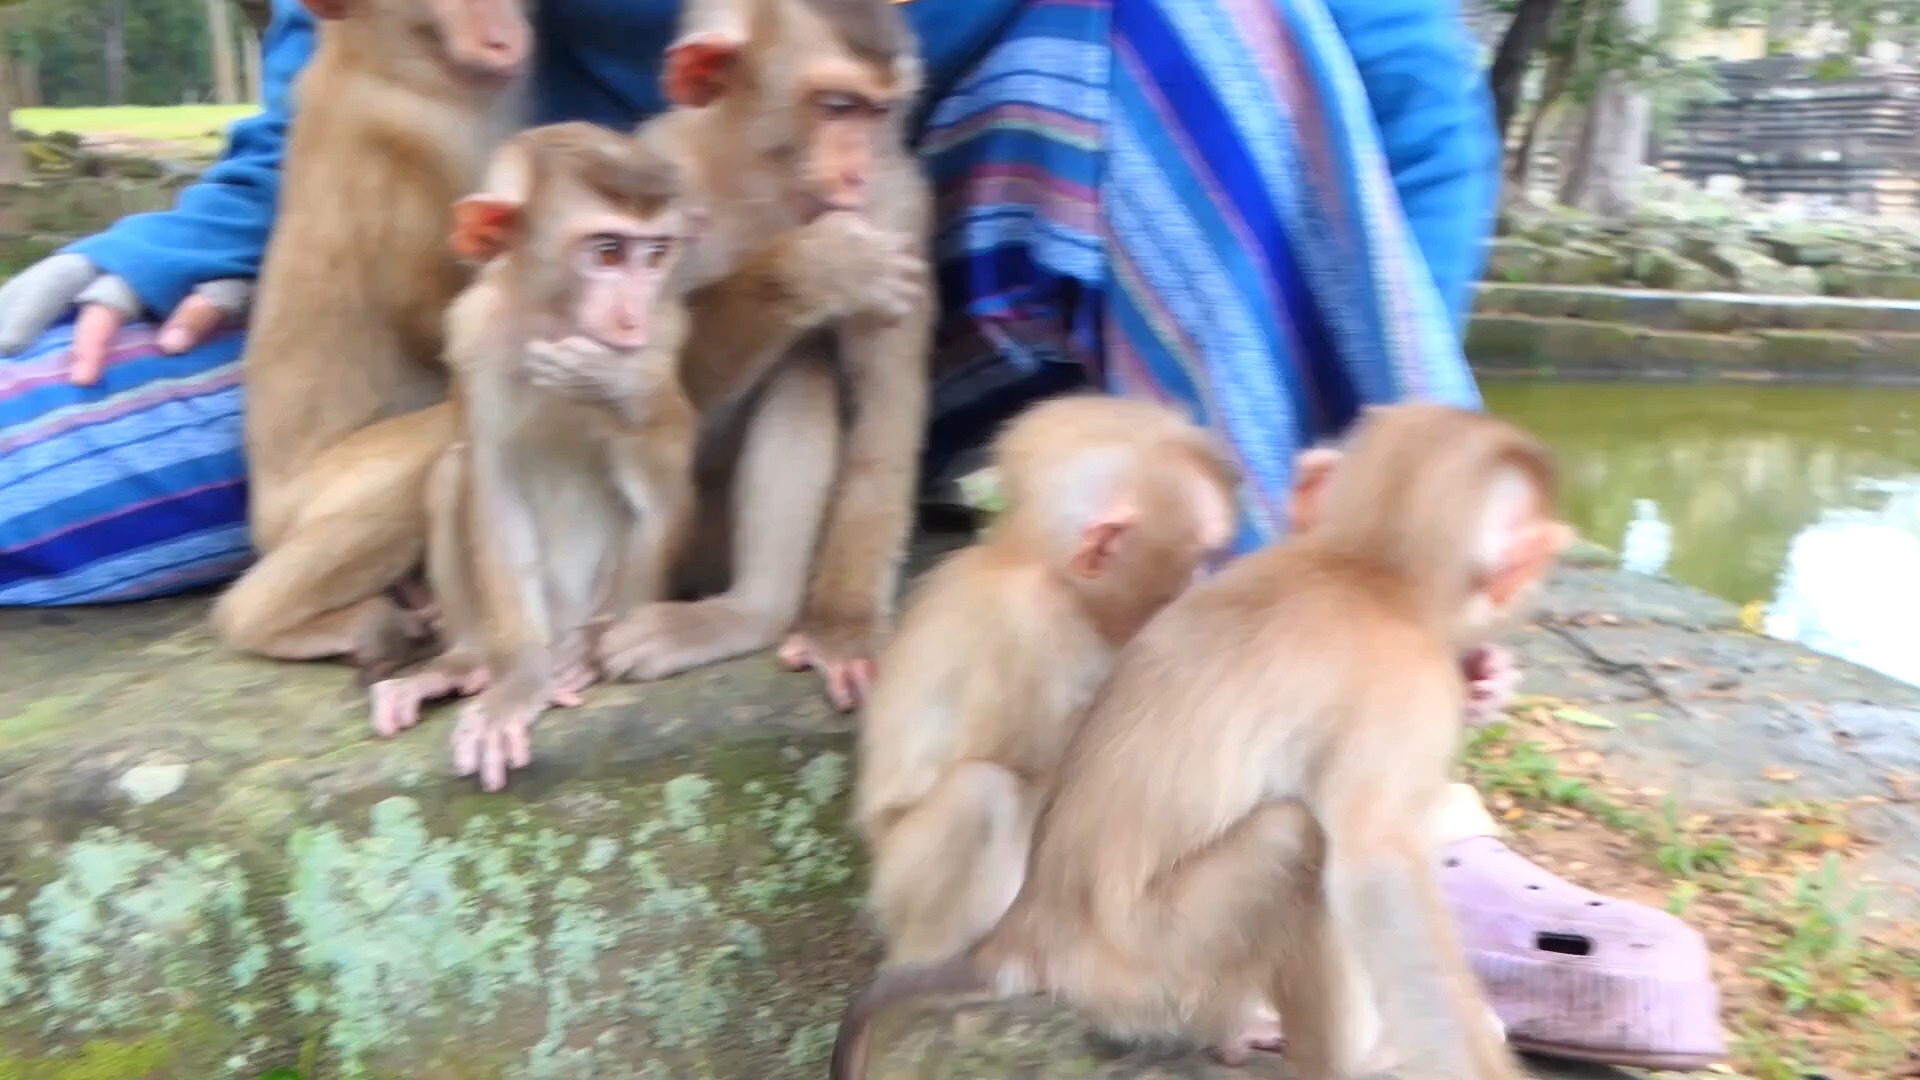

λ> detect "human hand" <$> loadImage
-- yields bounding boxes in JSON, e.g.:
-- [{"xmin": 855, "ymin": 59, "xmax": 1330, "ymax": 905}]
[{"xmin": 0, "ymin": 253, "xmax": 253, "ymax": 385}]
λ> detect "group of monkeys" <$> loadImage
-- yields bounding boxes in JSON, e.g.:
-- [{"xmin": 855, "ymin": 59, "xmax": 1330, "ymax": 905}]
[{"xmin": 200, "ymin": 0, "xmax": 1578, "ymax": 1076}]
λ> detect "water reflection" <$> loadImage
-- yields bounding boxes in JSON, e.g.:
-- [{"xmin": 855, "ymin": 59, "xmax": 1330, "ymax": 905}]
[{"xmin": 1484, "ymin": 382, "xmax": 1920, "ymax": 687}]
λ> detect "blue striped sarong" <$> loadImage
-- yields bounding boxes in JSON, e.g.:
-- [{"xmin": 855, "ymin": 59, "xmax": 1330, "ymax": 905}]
[
  {"xmin": 919, "ymin": 0, "xmax": 1482, "ymax": 554},
  {"xmin": 0, "ymin": 0, "xmax": 1483, "ymax": 604}
]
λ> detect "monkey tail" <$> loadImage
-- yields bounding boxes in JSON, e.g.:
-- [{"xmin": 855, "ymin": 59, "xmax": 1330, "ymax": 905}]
[{"xmin": 827, "ymin": 950, "xmax": 994, "ymax": 1080}]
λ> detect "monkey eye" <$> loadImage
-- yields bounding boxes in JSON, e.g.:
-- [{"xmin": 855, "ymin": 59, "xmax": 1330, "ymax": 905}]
[
  {"xmin": 816, "ymin": 92, "xmax": 863, "ymax": 117},
  {"xmin": 641, "ymin": 239, "xmax": 673, "ymax": 269},
  {"xmin": 588, "ymin": 236, "xmax": 627, "ymax": 269}
]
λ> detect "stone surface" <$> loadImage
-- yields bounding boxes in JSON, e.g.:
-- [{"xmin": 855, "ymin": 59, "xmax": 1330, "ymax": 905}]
[
  {"xmin": 4, "ymin": 546, "xmax": 1918, "ymax": 1078},
  {"xmin": 1465, "ymin": 285, "xmax": 1920, "ymax": 383},
  {"xmin": 1489, "ymin": 193, "xmax": 1920, "ymax": 301}
]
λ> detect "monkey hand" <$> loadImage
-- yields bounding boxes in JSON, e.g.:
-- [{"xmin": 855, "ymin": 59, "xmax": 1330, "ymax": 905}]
[
  {"xmin": 522, "ymin": 334, "xmax": 628, "ymax": 399},
  {"xmin": 794, "ymin": 211, "xmax": 929, "ymax": 327},
  {"xmin": 1464, "ymin": 642, "xmax": 1523, "ymax": 725},
  {"xmin": 0, "ymin": 255, "xmax": 250, "ymax": 385},
  {"xmin": 451, "ymin": 684, "xmax": 545, "ymax": 793},
  {"xmin": 778, "ymin": 615, "xmax": 881, "ymax": 713}
]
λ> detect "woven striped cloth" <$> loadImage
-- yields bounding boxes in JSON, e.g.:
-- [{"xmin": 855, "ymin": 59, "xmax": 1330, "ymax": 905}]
[{"xmin": 918, "ymin": 0, "xmax": 1484, "ymax": 552}]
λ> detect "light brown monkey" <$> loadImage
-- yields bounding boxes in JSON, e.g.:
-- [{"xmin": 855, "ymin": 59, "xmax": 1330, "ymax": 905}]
[
  {"xmin": 209, "ymin": 0, "xmax": 531, "ymax": 672},
  {"xmin": 855, "ymin": 395, "xmax": 1241, "ymax": 969},
  {"xmin": 365, "ymin": 122, "xmax": 703, "ymax": 792},
  {"xmin": 591, "ymin": 0, "xmax": 937, "ymax": 712},
  {"xmin": 830, "ymin": 403, "xmax": 1575, "ymax": 1080}
]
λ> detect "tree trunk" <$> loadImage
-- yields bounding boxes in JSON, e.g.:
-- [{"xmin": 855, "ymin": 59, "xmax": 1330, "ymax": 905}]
[
  {"xmin": 1559, "ymin": 0, "xmax": 1658, "ymax": 216},
  {"xmin": 234, "ymin": 0, "xmax": 271, "ymax": 36},
  {"xmin": 241, "ymin": 24, "xmax": 263, "ymax": 103},
  {"xmin": 206, "ymin": 0, "xmax": 240, "ymax": 105},
  {"xmin": 1489, "ymin": 0, "xmax": 1563, "ymax": 146},
  {"xmin": 1763, "ymin": 3, "xmax": 1798, "ymax": 54},
  {"xmin": 1507, "ymin": 45, "xmax": 1574, "ymax": 189},
  {"xmin": 17, "ymin": 58, "xmax": 40, "ymax": 108},
  {"xmin": 101, "ymin": 0, "xmax": 128, "ymax": 105},
  {"xmin": 0, "ymin": 43, "xmax": 26, "ymax": 185}
]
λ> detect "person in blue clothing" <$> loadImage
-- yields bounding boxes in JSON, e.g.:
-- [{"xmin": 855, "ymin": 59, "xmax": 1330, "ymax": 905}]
[{"xmin": 0, "ymin": 0, "xmax": 1726, "ymax": 1066}]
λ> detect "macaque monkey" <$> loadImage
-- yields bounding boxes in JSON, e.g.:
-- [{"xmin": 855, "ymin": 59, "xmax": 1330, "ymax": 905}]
[
  {"xmin": 209, "ymin": 0, "xmax": 531, "ymax": 672},
  {"xmin": 591, "ymin": 0, "xmax": 938, "ymax": 712},
  {"xmin": 855, "ymin": 396, "xmax": 1240, "ymax": 968},
  {"xmin": 830, "ymin": 403, "xmax": 1575, "ymax": 1080},
  {"xmin": 366, "ymin": 122, "xmax": 702, "ymax": 792}
]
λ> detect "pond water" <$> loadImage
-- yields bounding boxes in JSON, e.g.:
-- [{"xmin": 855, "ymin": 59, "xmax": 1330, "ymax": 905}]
[{"xmin": 1483, "ymin": 381, "xmax": 1920, "ymax": 689}]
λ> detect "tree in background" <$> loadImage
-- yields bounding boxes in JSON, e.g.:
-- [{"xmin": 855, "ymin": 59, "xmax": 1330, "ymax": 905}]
[
  {"xmin": 1, "ymin": 0, "xmax": 253, "ymax": 108},
  {"xmin": 0, "ymin": 0, "xmax": 28, "ymax": 184}
]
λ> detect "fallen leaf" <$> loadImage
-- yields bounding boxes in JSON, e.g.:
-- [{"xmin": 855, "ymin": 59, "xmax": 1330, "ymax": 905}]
[
  {"xmin": 1503, "ymin": 808, "xmax": 1524, "ymax": 821},
  {"xmin": 1631, "ymin": 711, "xmax": 1663, "ymax": 723},
  {"xmin": 1761, "ymin": 768, "xmax": 1799, "ymax": 782},
  {"xmin": 1554, "ymin": 707, "xmax": 1617, "ymax": 729},
  {"xmin": 1819, "ymin": 832, "xmax": 1850, "ymax": 850}
]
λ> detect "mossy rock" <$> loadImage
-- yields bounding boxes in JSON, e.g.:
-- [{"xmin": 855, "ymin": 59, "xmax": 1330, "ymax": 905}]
[
  {"xmin": 1483, "ymin": 238, "xmax": 1550, "ymax": 284},
  {"xmin": 0, "ymin": 597, "xmax": 875, "ymax": 1079},
  {"xmin": 1754, "ymin": 328, "xmax": 1869, "ymax": 368},
  {"xmin": 1820, "ymin": 268, "xmax": 1920, "ymax": 301},
  {"xmin": 0, "ymin": 231, "xmax": 65, "ymax": 280}
]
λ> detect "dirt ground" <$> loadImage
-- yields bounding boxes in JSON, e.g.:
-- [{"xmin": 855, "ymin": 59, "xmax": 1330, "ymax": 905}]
[{"xmin": 1480, "ymin": 564, "xmax": 1920, "ymax": 1080}]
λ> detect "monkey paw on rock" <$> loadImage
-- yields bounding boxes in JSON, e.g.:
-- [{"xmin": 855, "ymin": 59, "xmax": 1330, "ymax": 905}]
[
  {"xmin": 779, "ymin": 617, "xmax": 881, "ymax": 713},
  {"xmin": 596, "ymin": 597, "xmax": 779, "ymax": 683},
  {"xmin": 451, "ymin": 692, "xmax": 543, "ymax": 793},
  {"xmin": 798, "ymin": 211, "xmax": 928, "ymax": 325}
]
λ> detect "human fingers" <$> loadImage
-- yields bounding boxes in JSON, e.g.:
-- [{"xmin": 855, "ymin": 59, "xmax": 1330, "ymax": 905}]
[
  {"xmin": 67, "ymin": 304, "xmax": 127, "ymax": 387},
  {"xmin": 156, "ymin": 295, "xmax": 225, "ymax": 354}
]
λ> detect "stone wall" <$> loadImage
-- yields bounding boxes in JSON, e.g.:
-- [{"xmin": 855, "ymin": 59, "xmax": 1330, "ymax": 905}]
[{"xmin": 1658, "ymin": 56, "xmax": 1920, "ymax": 214}]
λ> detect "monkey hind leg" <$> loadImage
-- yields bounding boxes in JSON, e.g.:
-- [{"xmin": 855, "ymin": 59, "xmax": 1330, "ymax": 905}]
[
  {"xmin": 597, "ymin": 353, "xmax": 839, "ymax": 681},
  {"xmin": 868, "ymin": 761, "xmax": 1035, "ymax": 968},
  {"xmin": 213, "ymin": 410, "xmax": 448, "ymax": 670},
  {"xmin": 1067, "ymin": 800, "xmax": 1319, "ymax": 1059}
]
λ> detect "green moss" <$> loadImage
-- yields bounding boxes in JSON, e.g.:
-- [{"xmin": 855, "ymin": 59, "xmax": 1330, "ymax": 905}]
[
  {"xmin": 0, "ymin": 1013, "xmax": 230, "ymax": 1080},
  {"xmin": 1756, "ymin": 329, "xmax": 1867, "ymax": 369},
  {"xmin": 0, "ymin": 1035, "xmax": 174, "ymax": 1080}
]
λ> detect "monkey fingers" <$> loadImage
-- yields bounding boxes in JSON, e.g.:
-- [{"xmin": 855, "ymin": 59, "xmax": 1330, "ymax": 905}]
[
  {"xmin": 800, "ymin": 214, "xmax": 929, "ymax": 325},
  {"xmin": 521, "ymin": 335, "xmax": 632, "ymax": 405},
  {"xmin": 778, "ymin": 629, "xmax": 877, "ymax": 713},
  {"xmin": 368, "ymin": 662, "xmax": 491, "ymax": 738},
  {"xmin": 1464, "ymin": 642, "xmax": 1524, "ymax": 724},
  {"xmin": 547, "ymin": 657, "xmax": 597, "ymax": 707},
  {"xmin": 451, "ymin": 695, "xmax": 541, "ymax": 793},
  {"xmin": 1210, "ymin": 1006, "xmax": 1288, "ymax": 1066},
  {"xmin": 596, "ymin": 598, "xmax": 784, "ymax": 682}
]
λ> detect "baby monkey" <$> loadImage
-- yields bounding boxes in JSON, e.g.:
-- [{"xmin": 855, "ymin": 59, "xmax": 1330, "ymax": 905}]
[
  {"xmin": 855, "ymin": 395, "xmax": 1240, "ymax": 968},
  {"xmin": 832, "ymin": 403, "xmax": 1574, "ymax": 1080},
  {"xmin": 368, "ymin": 122, "xmax": 702, "ymax": 792}
]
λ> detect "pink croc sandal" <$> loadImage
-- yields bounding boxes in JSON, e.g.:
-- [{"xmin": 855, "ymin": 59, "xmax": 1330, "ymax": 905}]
[{"xmin": 1441, "ymin": 832, "xmax": 1727, "ymax": 1071}]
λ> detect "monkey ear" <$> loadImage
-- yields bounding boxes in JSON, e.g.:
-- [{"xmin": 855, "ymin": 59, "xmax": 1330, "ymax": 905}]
[
  {"xmin": 1287, "ymin": 447, "xmax": 1341, "ymax": 534},
  {"xmin": 1484, "ymin": 520, "xmax": 1575, "ymax": 607},
  {"xmin": 664, "ymin": 33, "xmax": 744, "ymax": 107},
  {"xmin": 1069, "ymin": 512, "xmax": 1135, "ymax": 580},
  {"xmin": 450, "ymin": 196, "xmax": 522, "ymax": 261},
  {"xmin": 300, "ymin": 0, "xmax": 352, "ymax": 20}
]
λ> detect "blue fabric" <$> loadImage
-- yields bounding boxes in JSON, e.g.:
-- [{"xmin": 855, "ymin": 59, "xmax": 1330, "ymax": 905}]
[{"xmin": 918, "ymin": 0, "xmax": 1492, "ymax": 550}]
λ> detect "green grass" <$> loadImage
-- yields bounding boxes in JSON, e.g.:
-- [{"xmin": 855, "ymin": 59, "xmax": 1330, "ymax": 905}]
[{"xmin": 15, "ymin": 105, "xmax": 258, "ymax": 153}]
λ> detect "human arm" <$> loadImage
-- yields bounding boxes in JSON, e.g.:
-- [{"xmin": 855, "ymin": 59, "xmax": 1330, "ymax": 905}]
[
  {"xmin": 1324, "ymin": 0, "xmax": 1500, "ymax": 331},
  {"xmin": 0, "ymin": 0, "xmax": 315, "ymax": 377}
]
